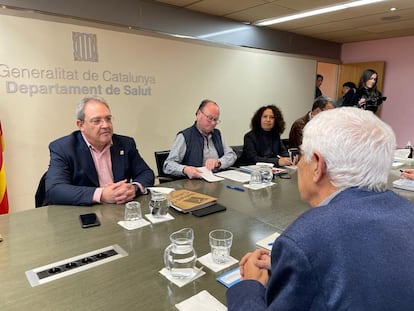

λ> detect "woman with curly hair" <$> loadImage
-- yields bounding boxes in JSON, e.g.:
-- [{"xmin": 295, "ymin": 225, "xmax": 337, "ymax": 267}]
[{"xmin": 241, "ymin": 105, "xmax": 291, "ymax": 166}]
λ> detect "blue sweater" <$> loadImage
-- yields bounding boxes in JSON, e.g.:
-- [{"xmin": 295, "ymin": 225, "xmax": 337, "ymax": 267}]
[{"xmin": 227, "ymin": 188, "xmax": 414, "ymax": 310}]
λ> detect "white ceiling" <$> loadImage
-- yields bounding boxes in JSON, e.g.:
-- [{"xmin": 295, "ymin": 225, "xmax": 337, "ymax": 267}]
[{"xmin": 155, "ymin": 0, "xmax": 414, "ymax": 43}]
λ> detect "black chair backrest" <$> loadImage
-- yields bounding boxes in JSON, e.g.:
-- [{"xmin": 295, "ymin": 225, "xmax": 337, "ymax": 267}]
[
  {"xmin": 35, "ymin": 172, "xmax": 48, "ymax": 208},
  {"xmin": 154, "ymin": 150, "xmax": 170, "ymax": 178},
  {"xmin": 154, "ymin": 150, "xmax": 178, "ymax": 183},
  {"xmin": 231, "ymin": 145, "xmax": 244, "ymax": 167}
]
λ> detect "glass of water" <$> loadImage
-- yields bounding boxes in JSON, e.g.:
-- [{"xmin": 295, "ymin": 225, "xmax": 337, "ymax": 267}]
[{"xmin": 209, "ymin": 229, "xmax": 233, "ymax": 264}]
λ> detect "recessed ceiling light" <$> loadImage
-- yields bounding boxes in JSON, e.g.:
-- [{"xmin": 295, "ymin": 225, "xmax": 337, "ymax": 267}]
[
  {"xmin": 255, "ymin": 0, "xmax": 387, "ymax": 26},
  {"xmin": 390, "ymin": 7, "xmax": 397, "ymax": 11}
]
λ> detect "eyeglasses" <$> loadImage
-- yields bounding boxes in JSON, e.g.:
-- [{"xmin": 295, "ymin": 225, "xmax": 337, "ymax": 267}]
[
  {"xmin": 87, "ymin": 115, "xmax": 113, "ymax": 125},
  {"xmin": 199, "ymin": 110, "xmax": 221, "ymax": 124}
]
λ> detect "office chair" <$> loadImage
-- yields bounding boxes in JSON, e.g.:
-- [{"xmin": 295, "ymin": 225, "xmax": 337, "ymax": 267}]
[
  {"xmin": 35, "ymin": 172, "xmax": 48, "ymax": 208},
  {"xmin": 154, "ymin": 150, "xmax": 175, "ymax": 184},
  {"xmin": 230, "ymin": 145, "xmax": 244, "ymax": 167}
]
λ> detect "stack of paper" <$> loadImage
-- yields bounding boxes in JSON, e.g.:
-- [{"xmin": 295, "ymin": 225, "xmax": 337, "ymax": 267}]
[{"xmin": 214, "ymin": 170, "xmax": 251, "ymax": 183}]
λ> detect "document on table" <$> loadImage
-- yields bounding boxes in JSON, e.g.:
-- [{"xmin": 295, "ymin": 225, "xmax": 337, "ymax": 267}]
[
  {"xmin": 197, "ymin": 167, "xmax": 225, "ymax": 182},
  {"xmin": 214, "ymin": 170, "xmax": 251, "ymax": 183}
]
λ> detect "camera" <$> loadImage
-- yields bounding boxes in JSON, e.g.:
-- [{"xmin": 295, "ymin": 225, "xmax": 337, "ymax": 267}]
[
  {"xmin": 365, "ymin": 95, "xmax": 387, "ymax": 106},
  {"xmin": 363, "ymin": 95, "xmax": 387, "ymax": 112}
]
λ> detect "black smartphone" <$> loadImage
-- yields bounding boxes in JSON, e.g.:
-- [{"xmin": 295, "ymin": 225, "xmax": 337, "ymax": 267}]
[
  {"xmin": 191, "ymin": 204, "xmax": 226, "ymax": 217},
  {"xmin": 79, "ymin": 213, "xmax": 101, "ymax": 228}
]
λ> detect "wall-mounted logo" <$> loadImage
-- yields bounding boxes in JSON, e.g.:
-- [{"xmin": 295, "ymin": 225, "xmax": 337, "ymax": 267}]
[{"xmin": 72, "ymin": 32, "xmax": 98, "ymax": 62}]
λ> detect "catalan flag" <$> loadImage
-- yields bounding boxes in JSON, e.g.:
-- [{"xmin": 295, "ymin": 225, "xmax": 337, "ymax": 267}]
[{"xmin": 0, "ymin": 121, "xmax": 9, "ymax": 214}]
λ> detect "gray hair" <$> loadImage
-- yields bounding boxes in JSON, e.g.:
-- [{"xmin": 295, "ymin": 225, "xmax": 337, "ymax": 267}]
[
  {"xmin": 301, "ymin": 107, "xmax": 396, "ymax": 192},
  {"xmin": 76, "ymin": 95, "xmax": 110, "ymax": 121},
  {"xmin": 312, "ymin": 95, "xmax": 334, "ymax": 111}
]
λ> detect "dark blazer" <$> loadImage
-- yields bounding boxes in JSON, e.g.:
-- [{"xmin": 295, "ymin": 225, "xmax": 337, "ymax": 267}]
[
  {"xmin": 227, "ymin": 188, "xmax": 414, "ymax": 310},
  {"xmin": 46, "ymin": 131, "xmax": 154, "ymax": 205}
]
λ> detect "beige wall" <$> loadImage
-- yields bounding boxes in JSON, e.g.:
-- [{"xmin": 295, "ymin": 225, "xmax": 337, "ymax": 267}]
[{"xmin": 0, "ymin": 13, "xmax": 316, "ymax": 212}]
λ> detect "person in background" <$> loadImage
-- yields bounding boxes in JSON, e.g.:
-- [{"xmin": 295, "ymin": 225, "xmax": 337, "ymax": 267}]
[
  {"xmin": 241, "ymin": 105, "xmax": 291, "ymax": 167},
  {"xmin": 163, "ymin": 99, "xmax": 236, "ymax": 179},
  {"xmin": 351, "ymin": 68, "xmax": 385, "ymax": 113},
  {"xmin": 227, "ymin": 107, "xmax": 414, "ymax": 311},
  {"xmin": 46, "ymin": 95, "xmax": 154, "ymax": 206},
  {"xmin": 401, "ymin": 169, "xmax": 414, "ymax": 180},
  {"xmin": 336, "ymin": 81, "xmax": 357, "ymax": 107},
  {"xmin": 315, "ymin": 74, "xmax": 323, "ymax": 98},
  {"xmin": 289, "ymin": 96, "xmax": 335, "ymax": 148}
]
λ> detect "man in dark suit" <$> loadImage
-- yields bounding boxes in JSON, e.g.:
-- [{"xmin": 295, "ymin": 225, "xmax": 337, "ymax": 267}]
[
  {"xmin": 46, "ymin": 96, "xmax": 154, "ymax": 206},
  {"xmin": 227, "ymin": 107, "xmax": 414, "ymax": 310}
]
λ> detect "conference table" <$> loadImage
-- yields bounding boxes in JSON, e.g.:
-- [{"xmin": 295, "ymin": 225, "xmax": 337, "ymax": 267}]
[{"xmin": 1, "ymin": 168, "xmax": 413, "ymax": 310}]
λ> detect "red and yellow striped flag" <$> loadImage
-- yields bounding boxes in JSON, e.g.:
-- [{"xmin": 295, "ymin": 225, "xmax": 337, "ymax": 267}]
[{"xmin": 0, "ymin": 121, "xmax": 9, "ymax": 214}]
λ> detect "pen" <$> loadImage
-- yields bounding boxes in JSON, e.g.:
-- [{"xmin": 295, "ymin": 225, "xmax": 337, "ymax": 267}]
[
  {"xmin": 226, "ymin": 184, "xmax": 245, "ymax": 192},
  {"xmin": 400, "ymin": 169, "xmax": 405, "ymax": 173}
]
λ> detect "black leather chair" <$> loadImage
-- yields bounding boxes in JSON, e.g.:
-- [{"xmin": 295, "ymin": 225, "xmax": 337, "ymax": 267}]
[
  {"xmin": 154, "ymin": 150, "xmax": 176, "ymax": 184},
  {"xmin": 230, "ymin": 145, "xmax": 244, "ymax": 167},
  {"xmin": 35, "ymin": 172, "xmax": 48, "ymax": 208}
]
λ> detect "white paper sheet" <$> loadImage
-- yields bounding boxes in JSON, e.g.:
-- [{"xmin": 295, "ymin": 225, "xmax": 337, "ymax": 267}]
[
  {"xmin": 197, "ymin": 167, "xmax": 225, "ymax": 182},
  {"xmin": 147, "ymin": 187, "xmax": 175, "ymax": 194},
  {"xmin": 117, "ymin": 219, "xmax": 150, "ymax": 230},
  {"xmin": 144, "ymin": 213, "xmax": 174, "ymax": 223},
  {"xmin": 256, "ymin": 232, "xmax": 281, "ymax": 250},
  {"xmin": 159, "ymin": 267, "xmax": 205, "ymax": 287},
  {"xmin": 197, "ymin": 253, "xmax": 238, "ymax": 272},
  {"xmin": 214, "ymin": 170, "xmax": 251, "ymax": 183},
  {"xmin": 243, "ymin": 182, "xmax": 275, "ymax": 190},
  {"xmin": 175, "ymin": 290, "xmax": 227, "ymax": 311}
]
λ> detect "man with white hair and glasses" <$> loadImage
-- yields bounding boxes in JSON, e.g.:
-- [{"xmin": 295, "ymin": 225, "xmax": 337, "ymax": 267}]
[{"xmin": 227, "ymin": 107, "xmax": 414, "ymax": 310}]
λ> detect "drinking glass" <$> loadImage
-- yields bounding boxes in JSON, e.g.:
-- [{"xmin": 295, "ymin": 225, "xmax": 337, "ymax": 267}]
[
  {"xmin": 249, "ymin": 170, "xmax": 262, "ymax": 186},
  {"xmin": 124, "ymin": 201, "xmax": 142, "ymax": 228},
  {"xmin": 209, "ymin": 229, "xmax": 233, "ymax": 264}
]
